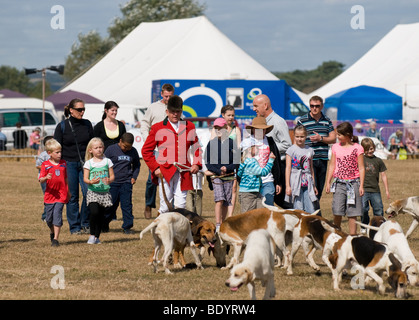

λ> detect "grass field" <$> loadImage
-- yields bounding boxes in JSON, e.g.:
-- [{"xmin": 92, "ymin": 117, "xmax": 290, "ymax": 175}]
[{"xmin": 1, "ymin": 158, "xmax": 419, "ymax": 300}]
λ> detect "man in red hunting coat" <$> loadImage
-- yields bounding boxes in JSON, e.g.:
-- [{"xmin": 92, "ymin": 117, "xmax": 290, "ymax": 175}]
[{"xmin": 142, "ymin": 95, "xmax": 202, "ymax": 214}]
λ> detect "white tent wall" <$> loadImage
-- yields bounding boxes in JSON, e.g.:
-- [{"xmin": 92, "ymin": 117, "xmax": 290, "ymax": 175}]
[
  {"xmin": 310, "ymin": 22, "xmax": 419, "ymax": 122},
  {"xmin": 61, "ymin": 16, "xmax": 281, "ymax": 110}
]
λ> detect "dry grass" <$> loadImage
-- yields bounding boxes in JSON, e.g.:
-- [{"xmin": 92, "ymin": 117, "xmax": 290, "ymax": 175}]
[{"xmin": 1, "ymin": 159, "xmax": 419, "ymax": 300}]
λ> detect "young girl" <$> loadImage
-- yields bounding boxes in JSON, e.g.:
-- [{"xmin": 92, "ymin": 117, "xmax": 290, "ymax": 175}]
[
  {"xmin": 237, "ymin": 138, "xmax": 275, "ymax": 213},
  {"xmin": 285, "ymin": 125, "xmax": 318, "ymax": 213},
  {"xmin": 83, "ymin": 138, "xmax": 114, "ymax": 244},
  {"xmin": 211, "ymin": 105, "xmax": 241, "ymax": 216},
  {"xmin": 325, "ymin": 122, "xmax": 365, "ymax": 235}
]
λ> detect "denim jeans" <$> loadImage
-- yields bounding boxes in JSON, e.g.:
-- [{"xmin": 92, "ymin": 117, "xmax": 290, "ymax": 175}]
[
  {"xmin": 106, "ymin": 182, "xmax": 134, "ymax": 230},
  {"xmin": 66, "ymin": 161, "xmax": 89, "ymax": 233},
  {"xmin": 362, "ymin": 192, "xmax": 384, "ymax": 225},
  {"xmin": 145, "ymin": 170, "xmax": 157, "ymax": 208},
  {"xmin": 260, "ymin": 181, "xmax": 275, "ymax": 206},
  {"xmin": 293, "ymin": 187, "xmax": 316, "ymax": 213}
]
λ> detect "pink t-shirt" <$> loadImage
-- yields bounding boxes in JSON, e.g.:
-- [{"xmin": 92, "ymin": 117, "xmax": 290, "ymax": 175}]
[{"xmin": 331, "ymin": 143, "xmax": 364, "ymax": 180}]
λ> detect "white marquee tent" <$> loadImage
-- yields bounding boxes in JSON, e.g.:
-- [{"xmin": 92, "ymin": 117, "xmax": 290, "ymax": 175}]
[
  {"xmin": 311, "ymin": 22, "xmax": 419, "ymax": 122},
  {"xmin": 61, "ymin": 16, "xmax": 292, "ymax": 108}
]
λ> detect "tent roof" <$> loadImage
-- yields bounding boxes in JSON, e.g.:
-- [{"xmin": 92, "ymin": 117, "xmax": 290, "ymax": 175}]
[
  {"xmin": 326, "ymin": 85, "xmax": 401, "ymax": 102},
  {"xmin": 311, "ymin": 22, "xmax": 419, "ymax": 108},
  {"xmin": 60, "ymin": 16, "xmax": 279, "ymax": 107},
  {"xmin": 0, "ymin": 89, "xmax": 28, "ymax": 98},
  {"xmin": 46, "ymin": 90, "xmax": 104, "ymax": 111}
]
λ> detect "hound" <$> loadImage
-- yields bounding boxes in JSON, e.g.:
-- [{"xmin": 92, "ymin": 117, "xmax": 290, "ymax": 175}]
[
  {"xmin": 139, "ymin": 212, "xmax": 203, "ymax": 274},
  {"xmin": 356, "ymin": 216, "xmax": 419, "ymax": 286},
  {"xmin": 225, "ymin": 229, "xmax": 276, "ymax": 300},
  {"xmin": 158, "ymin": 175, "xmax": 217, "ymax": 268},
  {"xmin": 386, "ymin": 196, "xmax": 419, "ymax": 238},
  {"xmin": 322, "ymin": 221, "xmax": 408, "ymax": 298},
  {"xmin": 215, "ymin": 208, "xmax": 289, "ymax": 270}
]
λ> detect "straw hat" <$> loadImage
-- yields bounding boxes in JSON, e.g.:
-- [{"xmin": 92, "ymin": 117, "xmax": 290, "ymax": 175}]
[{"xmin": 245, "ymin": 116, "xmax": 273, "ymax": 134}]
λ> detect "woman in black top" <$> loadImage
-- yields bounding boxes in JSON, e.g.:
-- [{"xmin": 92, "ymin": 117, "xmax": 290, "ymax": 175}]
[
  {"xmin": 54, "ymin": 98, "xmax": 94, "ymax": 234},
  {"xmin": 93, "ymin": 101, "xmax": 126, "ymax": 150}
]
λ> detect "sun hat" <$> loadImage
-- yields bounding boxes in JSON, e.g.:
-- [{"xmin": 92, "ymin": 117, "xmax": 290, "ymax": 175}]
[
  {"xmin": 240, "ymin": 136, "xmax": 262, "ymax": 151},
  {"xmin": 213, "ymin": 118, "xmax": 227, "ymax": 128},
  {"xmin": 245, "ymin": 116, "xmax": 273, "ymax": 134}
]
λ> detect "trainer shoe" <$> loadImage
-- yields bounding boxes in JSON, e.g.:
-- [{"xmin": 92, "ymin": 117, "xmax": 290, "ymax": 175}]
[
  {"xmin": 87, "ymin": 235, "xmax": 96, "ymax": 244},
  {"xmin": 51, "ymin": 239, "xmax": 59, "ymax": 247},
  {"xmin": 95, "ymin": 238, "xmax": 101, "ymax": 244}
]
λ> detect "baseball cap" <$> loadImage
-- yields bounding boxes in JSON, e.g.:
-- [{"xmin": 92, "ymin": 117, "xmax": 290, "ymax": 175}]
[{"xmin": 213, "ymin": 118, "xmax": 227, "ymax": 128}]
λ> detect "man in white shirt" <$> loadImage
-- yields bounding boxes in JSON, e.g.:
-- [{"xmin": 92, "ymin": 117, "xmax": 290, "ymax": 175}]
[{"xmin": 140, "ymin": 83, "xmax": 174, "ymax": 218}]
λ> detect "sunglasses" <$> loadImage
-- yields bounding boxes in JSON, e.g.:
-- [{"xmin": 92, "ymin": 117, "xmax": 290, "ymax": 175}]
[
  {"xmin": 309, "ymin": 104, "xmax": 321, "ymax": 109},
  {"xmin": 72, "ymin": 107, "xmax": 85, "ymax": 112}
]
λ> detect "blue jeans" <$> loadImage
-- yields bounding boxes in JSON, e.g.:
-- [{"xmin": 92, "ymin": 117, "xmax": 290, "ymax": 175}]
[
  {"xmin": 145, "ymin": 170, "xmax": 157, "ymax": 208},
  {"xmin": 66, "ymin": 161, "xmax": 89, "ymax": 233},
  {"xmin": 362, "ymin": 192, "xmax": 384, "ymax": 225},
  {"xmin": 293, "ymin": 187, "xmax": 316, "ymax": 213},
  {"xmin": 107, "ymin": 182, "xmax": 134, "ymax": 230},
  {"xmin": 261, "ymin": 181, "xmax": 275, "ymax": 206}
]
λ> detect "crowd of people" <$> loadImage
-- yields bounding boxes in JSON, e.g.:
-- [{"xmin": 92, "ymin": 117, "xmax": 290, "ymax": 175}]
[{"xmin": 35, "ymin": 85, "xmax": 416, "ymax": 247}]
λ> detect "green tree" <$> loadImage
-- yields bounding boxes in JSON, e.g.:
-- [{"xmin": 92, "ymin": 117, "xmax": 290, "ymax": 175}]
[
  {"xmin": 0, "ymin": 65, "xmax": 51, "ymax": 98},
  {"xmin": 64, "ymin": 31, "xmax": 113, "ymax": 81},
  {"xmin": 274, "ymin": 61, "xmax": 345, "ymax": 94},
  {"xmin": 64, "ymin": 0, "xmax": 206, "ymax": 81}
]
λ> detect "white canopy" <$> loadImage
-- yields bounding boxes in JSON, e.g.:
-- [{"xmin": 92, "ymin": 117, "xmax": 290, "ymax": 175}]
[
  {"xmin": 311, "ymin": 22, "xmax": 419, "ymax": 121},
  {"xmin": 61, "ymin": 16, "xmax": 280, "ymax": 107}
]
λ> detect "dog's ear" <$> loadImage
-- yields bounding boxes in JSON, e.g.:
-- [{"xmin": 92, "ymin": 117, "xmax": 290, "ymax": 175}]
[{"xmin": 244, "ymin": 268, "xmax": 255, "ymax": 283}]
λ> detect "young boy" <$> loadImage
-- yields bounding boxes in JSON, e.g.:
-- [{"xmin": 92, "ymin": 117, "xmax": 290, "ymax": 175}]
[
  {"xmin": 361, "ymin": 137, "xmax": 390, "ymax": 232},
  {"xmin": 205, "ymin": 117, "xmax": 240, "ymax": 231},
  {"xmin": 36, "ymin": 136, "xmax": 54, "ymax": 221},
  {"xmin": 38, "ymin": 139, "xmax": 70, "ymax": 247},
  {"xmin": 104, "ymin": 132, "xmax": 141, "ymax": 234}
]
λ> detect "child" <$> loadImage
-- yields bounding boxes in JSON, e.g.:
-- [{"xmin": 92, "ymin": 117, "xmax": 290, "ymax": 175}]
[
  {"xmin": 30, "ymin": 127, "xmax": 41, "ymax": 150},
  {"xmin": 211, "ymin": 105, "xmax": 242, "ymax": 216},
  {"xmin": 36, "ymin": 136, "xmax": 54, "ymax": 221},
  {"xmin": 38, "ymin": 139, "xmax": 70, "ymax": 247},
  {"xmin": 104, "ymin": 132, "xmax": 141, "ymax": 234},
  {"xmin": 205, "ymin": 117, "xmax": 240, "ymax": 231},
  {"xmin": 325, "ymin": 122, "xmax": 365, "ymax": 235},
  {"xmin": 237, "ymin": 137, "xmax": 275, "ymax": 213},
  {"xmin": 285, "ymin": 125, "xmax": 318, "ymax": 213},
  {"xmin": 83, "ymin": 137, "xmax": 114, "ymax": 244},
  {"xmin": 244, "ymin": 116, "xmax": 282, "ymax": 206},
  {"xmin": 360, "ymin": 137, "xmax": 390, "ymax": 232}
]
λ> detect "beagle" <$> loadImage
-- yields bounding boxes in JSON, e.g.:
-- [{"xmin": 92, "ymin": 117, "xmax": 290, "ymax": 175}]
[
  {"xmin": 357, "ymin": 216, "xmax": 419, "ymax": 286},
  {"xmin": 322, "ymin": 221, "xmax": 408, "ymax": 298},
  {"xmin": 225, "ymin": 229, "xmax": 276, "ymax": 300},
  {"xmin": 139, "ymin": 212, "xmax": 203, "ymax": 274},
  {"xmin": 386, "ymin": 196, "xmax": 419, "ymax": 238}
]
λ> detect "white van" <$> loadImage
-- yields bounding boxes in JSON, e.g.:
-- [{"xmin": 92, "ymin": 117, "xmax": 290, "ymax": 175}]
[{"xmin": 0, "ymin": 98, "xmax": 59, "ymax": 150}]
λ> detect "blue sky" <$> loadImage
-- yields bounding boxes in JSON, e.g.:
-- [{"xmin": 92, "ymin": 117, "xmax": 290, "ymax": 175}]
[{"xmin": 1, "ymin": 0, "xmax": 418, "ymax": 73}]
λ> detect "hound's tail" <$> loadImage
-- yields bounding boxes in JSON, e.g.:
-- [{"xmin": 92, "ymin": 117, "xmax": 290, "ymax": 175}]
[
  {"xmin": 354, "ymin": 221, "xmax": 380, "ymax": 231},
  {"xmin": 140, "ymin": 218, "xmax": 160, "ymax": 239}
]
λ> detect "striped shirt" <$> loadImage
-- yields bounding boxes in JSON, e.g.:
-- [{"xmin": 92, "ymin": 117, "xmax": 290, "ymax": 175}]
[
  {"xmin": 297, "ymin": 112, "xmax": 334, "ymax": 161},
  {"xmin": 237, "ymin": 158, "xmax": 274, "ymax": 193}
]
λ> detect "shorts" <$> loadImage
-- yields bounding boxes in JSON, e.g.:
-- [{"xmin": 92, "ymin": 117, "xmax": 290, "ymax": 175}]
[
  {"xmin": 332, "ymin": 181, "xmax": 362, "ymax": 217},
  {"xmin": 239, "ymin": 192, "xmax": 263, "ymax": 213},
  {"xmin": 212, "ymin": 178, "xmax": 234, "ymax": 206},
  {"xmin": 45, "ymin": 202, "xmax": 64, "ymax": 227}
]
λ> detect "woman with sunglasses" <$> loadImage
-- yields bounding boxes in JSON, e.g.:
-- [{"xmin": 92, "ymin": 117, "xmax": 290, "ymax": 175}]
[{"xmin": 54, "ymin": 98, "xmax": 94, "ymax": 234}]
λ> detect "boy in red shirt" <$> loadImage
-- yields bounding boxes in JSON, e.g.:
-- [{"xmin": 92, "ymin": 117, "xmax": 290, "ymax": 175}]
[{"xmin": 39, "ymin": 139, "xmax": 70, "ymax": 247}]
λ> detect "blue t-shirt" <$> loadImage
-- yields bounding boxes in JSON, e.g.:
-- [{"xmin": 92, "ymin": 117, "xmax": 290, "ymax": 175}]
[{"xmin": 104, "ymin": 143, "xmax": 141, "ymax": 184}]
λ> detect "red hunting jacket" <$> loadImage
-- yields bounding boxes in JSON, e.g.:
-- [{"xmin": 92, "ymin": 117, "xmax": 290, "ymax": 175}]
[{"xmin": 142, "ymin": 117, "xmax": 202, "ymax": 191}]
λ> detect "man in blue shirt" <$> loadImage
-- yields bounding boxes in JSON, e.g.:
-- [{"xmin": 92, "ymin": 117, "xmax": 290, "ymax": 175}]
[
  {"xmin": 297, "ymin": 96, "xmax": 336, "ymax": 213},
  {"xmin": 104, "ymin": 132, "xmax": 141, "ymax": 233}
]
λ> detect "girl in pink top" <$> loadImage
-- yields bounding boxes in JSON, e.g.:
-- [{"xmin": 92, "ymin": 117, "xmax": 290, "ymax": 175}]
[{"xmin": 325, "ymin": 122, "xmax": 365, "ymax": 235}]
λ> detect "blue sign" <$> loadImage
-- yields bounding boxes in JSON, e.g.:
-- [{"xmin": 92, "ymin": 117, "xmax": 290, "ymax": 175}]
[{"xmin": 152, "ymin": 79, "xmax": 308, "ymax": 120}]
